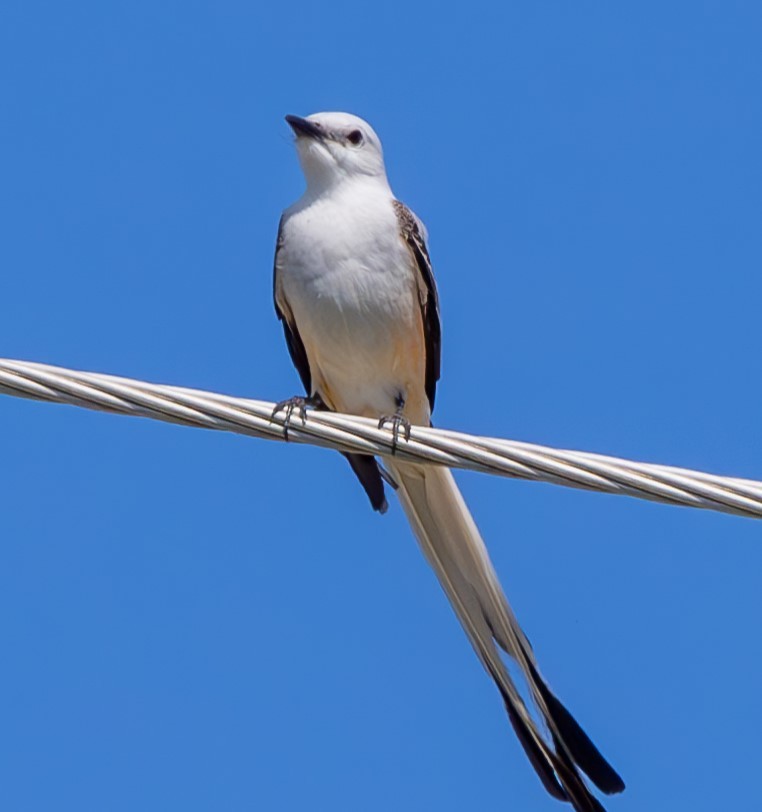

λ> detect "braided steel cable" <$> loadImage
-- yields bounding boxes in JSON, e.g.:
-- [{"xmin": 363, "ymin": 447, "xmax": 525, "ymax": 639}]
[{"xmin": 1, "ymin": 357, "xmax": 760, "ymax": 519}]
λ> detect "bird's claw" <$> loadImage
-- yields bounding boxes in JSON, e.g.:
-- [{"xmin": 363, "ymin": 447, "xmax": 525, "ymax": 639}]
[
  {"xmin": 272, "ymin": 395, "xmax": 312, "ymax": 440},
  {"xmin": 378, "ymin": 412, "xmax": 412, "ymax": 454}
]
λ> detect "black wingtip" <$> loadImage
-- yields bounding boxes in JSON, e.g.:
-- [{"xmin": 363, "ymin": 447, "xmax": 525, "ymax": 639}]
[{"xmin": 342, "ymin": 453, "xmax": 388, "ymax": 513}]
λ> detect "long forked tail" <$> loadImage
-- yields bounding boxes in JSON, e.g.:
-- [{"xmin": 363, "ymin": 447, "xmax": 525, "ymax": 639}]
[{"xmin": 387, "ymin": 461, "xmax": 625, "ymax": 812}]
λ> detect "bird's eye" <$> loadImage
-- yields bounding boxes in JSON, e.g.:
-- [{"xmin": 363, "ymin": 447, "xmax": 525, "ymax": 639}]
[{"xmin": 347, "ymin": 129, "xmax": 364, "ymax": 146}]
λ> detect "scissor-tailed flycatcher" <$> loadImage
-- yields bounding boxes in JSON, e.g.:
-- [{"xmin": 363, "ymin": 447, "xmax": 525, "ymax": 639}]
[{"xmin": 273, "ymin": 112, "xmax": 625, "ymax": 811}]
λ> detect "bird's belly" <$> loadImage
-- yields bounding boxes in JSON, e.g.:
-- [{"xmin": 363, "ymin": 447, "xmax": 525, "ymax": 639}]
[{"xmin": 285, "ymin": 265, "xmax": 427, "ymax": 420}]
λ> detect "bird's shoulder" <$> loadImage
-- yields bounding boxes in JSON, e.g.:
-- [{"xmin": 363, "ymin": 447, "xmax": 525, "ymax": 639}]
[
  {"xmin": 391, "ymin": 199, "xmax": 436, "ymax": 295},
  {"xmin": 391, "ymin": 199, "xmax": 430, "ymax": 247}
]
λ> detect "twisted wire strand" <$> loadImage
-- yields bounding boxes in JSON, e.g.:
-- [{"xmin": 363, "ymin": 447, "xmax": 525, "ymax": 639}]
[{"xmin": 1, "ymin": 358, "xmax": 760, "ymax": 519}]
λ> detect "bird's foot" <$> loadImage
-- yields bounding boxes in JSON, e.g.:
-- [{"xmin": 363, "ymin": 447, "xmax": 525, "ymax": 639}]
[
  {"xmin": 272, "ymin": 395, "xmax": 321, "ymax": 440},
  {"xmin": 378, "ymin": 410, "xmax": 412, "ymax": 454}
]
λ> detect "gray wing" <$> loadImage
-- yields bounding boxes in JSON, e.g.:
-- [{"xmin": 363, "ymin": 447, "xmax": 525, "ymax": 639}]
[
  {"xmin": 273, "ymin": 217, "xmax": 312, "ymax": 395},
  {"xmin": 393, "ymin": 200, "xmax": 441, "ymax": 413}
]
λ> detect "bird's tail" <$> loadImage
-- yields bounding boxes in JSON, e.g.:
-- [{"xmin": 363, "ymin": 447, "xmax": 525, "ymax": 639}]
[{"xmin": 387, "ymin": 460, "xmax": 625, "ymax": 812}]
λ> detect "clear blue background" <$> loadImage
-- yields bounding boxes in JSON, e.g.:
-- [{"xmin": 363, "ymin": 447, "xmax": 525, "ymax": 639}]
[{"xmin": 0, "ymin": 2, "xmax": 760, "ymax": 810}]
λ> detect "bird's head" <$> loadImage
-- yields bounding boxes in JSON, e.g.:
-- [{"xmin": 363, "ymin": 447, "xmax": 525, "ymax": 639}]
[{"xmin": 285, "ymin": 112, "xmax": 388, "ymax": 192}]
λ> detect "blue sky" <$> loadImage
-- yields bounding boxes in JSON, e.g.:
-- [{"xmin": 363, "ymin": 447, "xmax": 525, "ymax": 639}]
[{"xmin": 1, "ymin": 2, "xmax": 761, "ymax": 810}]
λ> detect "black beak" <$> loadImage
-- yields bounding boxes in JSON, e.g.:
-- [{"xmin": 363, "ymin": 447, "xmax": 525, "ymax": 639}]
[{"xmin": 285, "ymin": 115, "xmax": 324, "ymax": 140}]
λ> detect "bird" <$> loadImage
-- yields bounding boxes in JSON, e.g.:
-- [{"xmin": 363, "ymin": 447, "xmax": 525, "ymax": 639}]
[{"xmin": 272, "ymin": 111, "xmax": 625, "ymax": 811}]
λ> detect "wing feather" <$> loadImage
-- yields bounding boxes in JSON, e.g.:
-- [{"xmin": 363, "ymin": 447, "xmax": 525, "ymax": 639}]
[
  {"xmin": 273, "ymin": 216, "xmax": 387, "ymax": 512},
  {"xmin": 393, "ymin": 200, "xmax": 441, "ymax": 413}
]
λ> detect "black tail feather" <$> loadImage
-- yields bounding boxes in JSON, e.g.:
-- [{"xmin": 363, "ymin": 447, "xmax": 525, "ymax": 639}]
[
  {"xmin": 503, "ymin": 696, "xmax": 568, "ymax": 801},
  {"xmin": 527, "ymin": 658, "xmax": 625, "ymax": 795},
  {"xmin": 482, "ymin": 608, "xmax": 621, "ymax": 807},
  {"xmin": 550, "ymin": 729, "xmax": 610, "ymax": 812},
  {"xmin": 502, "ymin": 686, "xmax": 609, "ymax": 812}
]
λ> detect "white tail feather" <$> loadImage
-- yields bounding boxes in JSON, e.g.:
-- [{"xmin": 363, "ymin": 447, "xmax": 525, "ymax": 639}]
[
  {"xmin": 388, "ymin": 461, "xmax": 541, "ymax": 707},
  {"xmin": 387, "ymin": 460, "xmax": 620, "ymax": 812}
]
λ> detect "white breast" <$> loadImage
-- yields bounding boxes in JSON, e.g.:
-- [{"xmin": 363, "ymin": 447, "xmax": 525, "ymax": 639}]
[{"xmin": 277, "ymin": 182, "xmax": 428, "ymax": 420}]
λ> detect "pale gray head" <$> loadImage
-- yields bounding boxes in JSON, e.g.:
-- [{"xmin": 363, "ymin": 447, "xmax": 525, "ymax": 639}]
[{"xmin": 285, "ymin": 112, "xmax": 388, "ymax": 192}]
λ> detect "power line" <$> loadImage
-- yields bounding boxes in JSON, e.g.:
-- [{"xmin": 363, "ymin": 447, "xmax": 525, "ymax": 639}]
[{"xmin": 1, "ymin": 358, "xmax": 760, "ymax": 519}]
